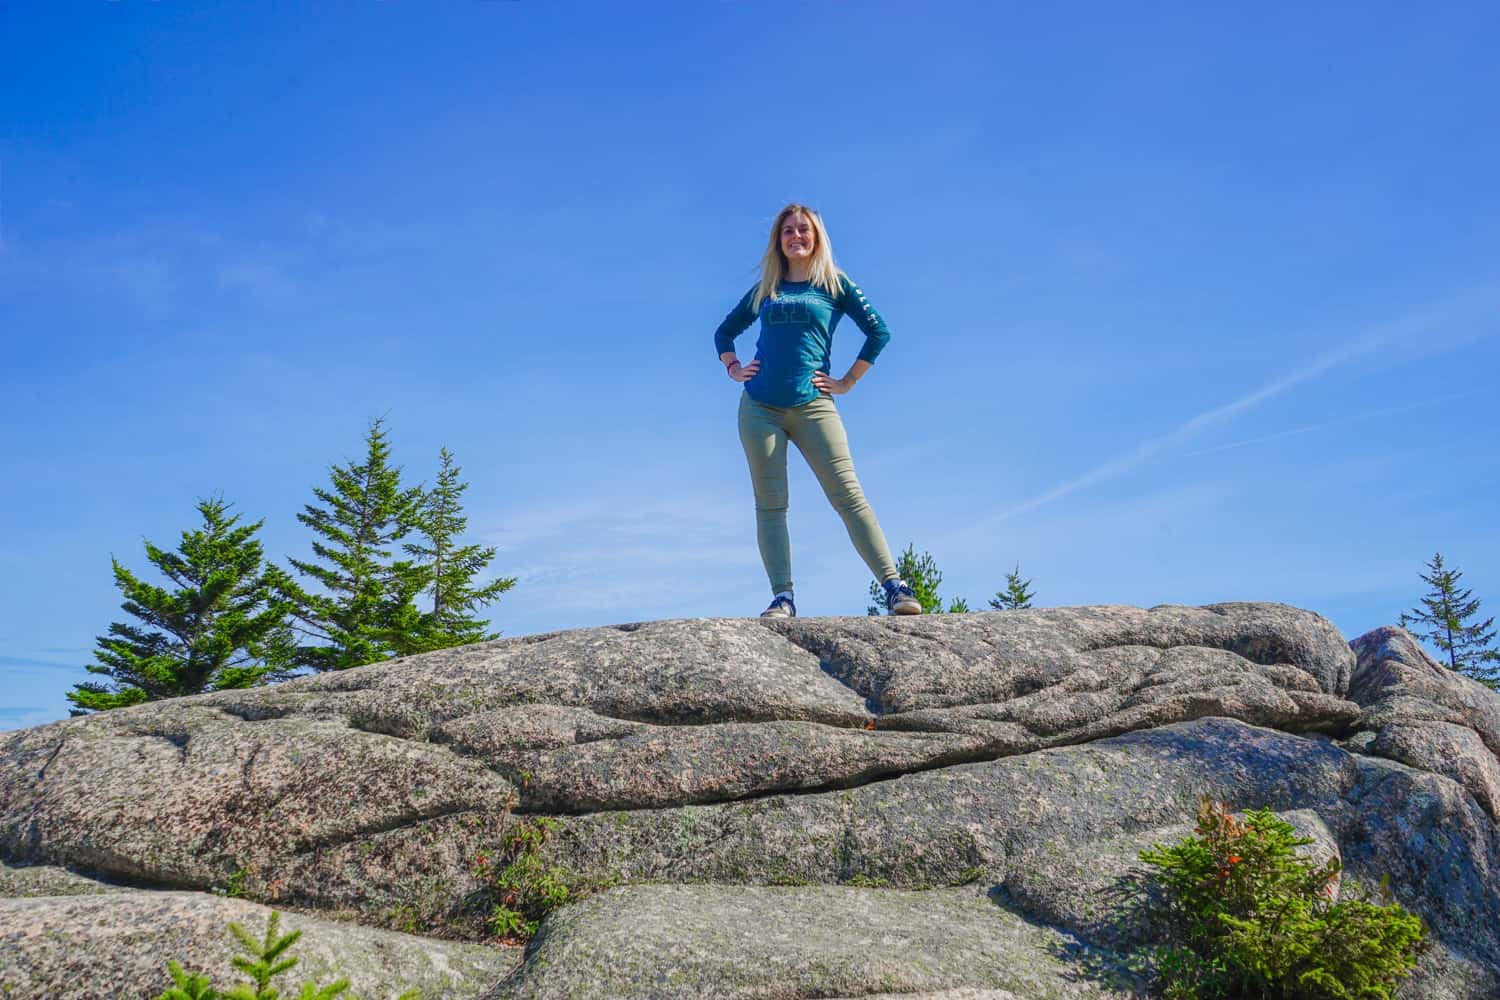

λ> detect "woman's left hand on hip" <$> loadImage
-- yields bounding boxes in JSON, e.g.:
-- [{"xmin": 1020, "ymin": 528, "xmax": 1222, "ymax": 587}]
[{"xmin": 811, "ymin": 371, "xmax": 851, "ymax": 395}]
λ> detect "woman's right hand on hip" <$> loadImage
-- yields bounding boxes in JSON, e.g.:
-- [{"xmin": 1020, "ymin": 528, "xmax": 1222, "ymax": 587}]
[{"xmin": 727, "ymin": 359, "xmax": 760, "ymax": 383}]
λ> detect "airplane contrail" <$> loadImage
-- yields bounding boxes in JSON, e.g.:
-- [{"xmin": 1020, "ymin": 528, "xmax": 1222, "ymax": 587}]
[{"xmin": 988, "ymin": 288, "xmax": 1498, "ymax": 522}]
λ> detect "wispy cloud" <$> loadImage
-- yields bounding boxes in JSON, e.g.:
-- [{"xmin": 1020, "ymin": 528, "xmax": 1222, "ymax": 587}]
[
  {"xmin": 0, "ymin": 654, "xmax": 86, "ymax": 672},
  {"xmin": 217, "ymin": 260, "xmax": 299, "ymax": 307},
  {"xmin": 23, "ymin": 219, "xmax": 318, "ymax": 316},
  {"xmin": 1183, "ymin": 390, "xmax": 1483, "ymax": 459},
  {"xmin": 987, "ymin": 287, "xmax": 1499, "ymax": 522},
  {"xmin": 476, "ymin": 481, "xmax": 760, "ymax": 626}
]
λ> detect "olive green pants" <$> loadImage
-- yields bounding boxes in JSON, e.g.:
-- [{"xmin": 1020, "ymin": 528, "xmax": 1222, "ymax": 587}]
[{"xmin": 737, "ymin": 391, "xmax": 899, "ymax": 596}]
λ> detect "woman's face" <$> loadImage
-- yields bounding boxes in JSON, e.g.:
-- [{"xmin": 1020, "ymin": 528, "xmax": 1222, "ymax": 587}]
[{"xmin": 779, "ymin": 212, "xmax": 816, "ymax": 265}]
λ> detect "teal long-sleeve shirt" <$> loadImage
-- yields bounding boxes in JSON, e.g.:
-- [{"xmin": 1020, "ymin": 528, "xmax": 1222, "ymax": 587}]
[{"xmin": 713, "ymin": 273, "xmax": 891, "ymax": 407}]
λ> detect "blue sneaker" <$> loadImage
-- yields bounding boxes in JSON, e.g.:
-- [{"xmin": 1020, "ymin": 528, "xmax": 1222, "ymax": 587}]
[
  {"xmin": 760, "ymin": 594, "xmax": 796, "ymax": 618},
  {"xmin": 883, "ymin": 579, "xmax": 921, "ymax": 616}
]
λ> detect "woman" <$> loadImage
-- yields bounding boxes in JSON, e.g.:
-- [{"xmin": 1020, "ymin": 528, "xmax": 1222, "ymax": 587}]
[{"xmin": 714, "ymin": 203, "xmax": 921, "ymax": 618}]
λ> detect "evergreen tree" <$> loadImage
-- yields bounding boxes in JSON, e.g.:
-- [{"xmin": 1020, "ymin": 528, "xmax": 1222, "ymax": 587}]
[
  {"xmin": 400, "ymin": 447, "xmax": 517, "ymax": 653},
  {"xmin": 68, "ymin": 497, "xmax": 295, "ymax": 714},
  {"xmin": 1399, "ymin": 552, "xmax": 1499, "ymax": 688},
  {"xmin": 989, "ymin": 563, "xmax": 1036, "ymax": 610},
  {"xmin": 277, "ymin": 418, "xmax": 429, "ymax": 670},
  {"xmin": 867, "ymin": 544, "xmax": 968, "ymax": 615}
]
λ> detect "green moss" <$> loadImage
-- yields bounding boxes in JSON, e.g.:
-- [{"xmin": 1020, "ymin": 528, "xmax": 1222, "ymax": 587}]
[
  {"xmin": 950, "ymin": 866, "xmax": 985, "ymax": 886},
  {"xmin": 384, "ymin": 904, "xmax": 425, "ymax": 934},
  {"xmin": 843, "ymin": 874, "xmax": 891, "ymax": 888},
  {"xmin": 769, "ymin": 874, "xmax": 812, "ymax": 886}
]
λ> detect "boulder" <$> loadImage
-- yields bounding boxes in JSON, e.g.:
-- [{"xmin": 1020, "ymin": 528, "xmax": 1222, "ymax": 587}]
[
  {"xmin": 1347, "ymin": 625, "xmax": 1500, "ymax": 820},
  {"xmin": 0, "ymin": 705, "xmax": 515, "ymax": 892},
  {"xmin": 536, "ymin": 717, "xmax": 1500, "ymax": 979},
  {"xmin": 0, "ymin": 603, "xmax": 1496, "ymax": 998},
  {"xmin": 0, "ymin": 889, "xmax": 519, "ymax": 999},
  {"xmin": 490, "ymin": 884, "xmax": 1140, "ymax": 999}
]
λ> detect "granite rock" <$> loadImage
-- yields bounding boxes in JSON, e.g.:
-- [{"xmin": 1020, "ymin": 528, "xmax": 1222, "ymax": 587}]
[
  {"xmin": 1348, "ymin": 625, "xmax": 1500, "ymax": 819},
  {"xmin": 1, "ymin": 604, "xmax": 1496, "ymax": 998},
  {"xmin": 491, "ymin": 884, "xmax": 1141, "ymax": 1000},
  {"xmin": 0, "ymin": 890, "xmax": 519, "ymax": 999}
]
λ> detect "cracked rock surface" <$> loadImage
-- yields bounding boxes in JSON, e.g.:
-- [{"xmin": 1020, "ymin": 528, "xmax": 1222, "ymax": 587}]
[
  {"xmin": 0, "ymin": 882, "xmax": 520, "ymax": 999},
  {"xmin": 2, "ymin": 603, "xmax": 1498, "ymax": 998}
]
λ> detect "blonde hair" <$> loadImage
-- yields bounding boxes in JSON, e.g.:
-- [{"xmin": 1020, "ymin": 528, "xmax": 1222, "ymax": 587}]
[{"xmin": 752, "ymin": 204, "xmax": 843, "ymax": 311}]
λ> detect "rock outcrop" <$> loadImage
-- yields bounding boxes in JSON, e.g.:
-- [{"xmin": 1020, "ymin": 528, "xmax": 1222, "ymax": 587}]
[
  {"xmin": 1347, "ymin": 624, "xmax": 1500, "ymax": 820},
  {"xmin": 1, "ymin": 603, "xmax": 1497, "ymax": 998},
  {"xmin": 0, "ymin": 874, "xmax": 520, "ymax": 997}
]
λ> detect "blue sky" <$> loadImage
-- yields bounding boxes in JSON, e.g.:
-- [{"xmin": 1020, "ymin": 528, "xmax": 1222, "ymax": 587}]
[{"xmin": 2, "ymin": 1, "xmax": 1497, "ymax": 730}]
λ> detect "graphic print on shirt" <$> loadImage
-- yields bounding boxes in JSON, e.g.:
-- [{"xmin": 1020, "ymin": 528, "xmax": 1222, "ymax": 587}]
[
  {"xmin": 762, "ymin": 293, "xmax": 814, "ymax": 326},
  {"xmin": 846, "ymin": 285, "xmax": 878, "ymax": 327}
]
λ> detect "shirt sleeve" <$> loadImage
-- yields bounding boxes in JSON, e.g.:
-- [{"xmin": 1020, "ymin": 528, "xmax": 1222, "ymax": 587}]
[
  {"xmin": 839, "ymin": 274, "xmax": 891, "ymax": 364},
  {"xmin": 713, "ymin": 285, "xmax": 759, "ymax": 357}
]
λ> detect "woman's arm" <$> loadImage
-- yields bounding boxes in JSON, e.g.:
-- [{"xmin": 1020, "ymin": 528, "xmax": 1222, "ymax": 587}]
[
  {"xmin": 813, "ymin": 275, "xmax": 890, "ymax": 394},
  {"xmin": 812, "ymin": 359, "xmax": 870, "ymax": 395},
  {"xmin": 713, "ymin": 286, "xmax": 758, "ymax": 359},
  {"xmin": 714, "ymin": 286, "xmax": 762, "ymax": 382},
  {"xmin": 839, "ymin": 274, "xmax": 891, "ymax": 365},
  {"xmin": 722, "ymin": 351, "xmax": 760, "ymax": 383}
]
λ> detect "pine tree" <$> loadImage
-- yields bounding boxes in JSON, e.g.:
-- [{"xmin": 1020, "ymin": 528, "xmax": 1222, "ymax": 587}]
[
  {"xmin": 1399, "ymin": 552, "xmax": 1500, "ymax": 688},
  {"xmin": 400, "ymin": 447, "xmax": 516, "ymax": 653},
  {"xmin": 68, "ymin": 497, "xmax": 295, "ymax": 714},
  {"xmin": 867, "ymin": 544, "xmax": 968, "ymax": 615},
  {"xmin": 989, "ymin": 563, "xmax": 1036, "ymax": 610},
  {"xmin": 277, "ymin": 418, "xmax": 430, "ymax": 671}
]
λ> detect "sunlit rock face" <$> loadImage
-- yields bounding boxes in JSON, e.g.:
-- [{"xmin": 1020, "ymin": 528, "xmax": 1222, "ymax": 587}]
[{"xmin": 2, "ymin": 603, "xmax": 1497, "ymax": 998}]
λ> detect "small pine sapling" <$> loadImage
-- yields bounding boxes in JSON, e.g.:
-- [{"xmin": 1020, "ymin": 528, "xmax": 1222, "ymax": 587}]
[
  {"xmin": 224, "ymin": 910, "xmax": 308, "ymax": 998},
  {"xmin": 989, "ymin": 563, "xmax": 1035, "ymax": 611},
  {"xmin": 1400, "ymin": 552, "xmax": 1500, "ymax": 688},
  {"xmin": 158, "ymin": 962, "xmax": 216, "ymax": 1000},
  {"xmin": 154, "ymin": 910, "xmax": 421, "ymax": 1000}
]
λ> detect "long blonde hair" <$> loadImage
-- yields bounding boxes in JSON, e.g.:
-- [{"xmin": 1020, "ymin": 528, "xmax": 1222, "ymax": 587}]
[{"xmin": 752, "ymin": 203, "xmax": 843, "ymax": 311}]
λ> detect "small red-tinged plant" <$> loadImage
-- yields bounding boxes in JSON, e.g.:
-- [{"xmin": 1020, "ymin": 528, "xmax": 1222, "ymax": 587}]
[{"xmin": 474, "ymin": 817, "xmax": 576, "ymax": 943}]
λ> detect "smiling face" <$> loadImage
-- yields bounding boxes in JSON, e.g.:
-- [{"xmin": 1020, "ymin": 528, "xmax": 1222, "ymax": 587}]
[{"xmin": 779, "ymin": 212, "xmax": 816, "ymax": 267}]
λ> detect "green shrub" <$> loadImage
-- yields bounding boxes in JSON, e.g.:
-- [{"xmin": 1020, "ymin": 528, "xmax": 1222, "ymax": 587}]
[
  {"xmin": 214, "ymin": 863, "xmax": 251, "ymax": 900},
  {"xmin": 473, "ymin": 816, "xmax": 575, "ymax": 941},
  {"xmin": 1138, "ymin": 797, "xmax": 1426, "ymax": 999},
  {"xmin": 154, "ymin": 910, "xmax": 419, "ymax": 1000}
]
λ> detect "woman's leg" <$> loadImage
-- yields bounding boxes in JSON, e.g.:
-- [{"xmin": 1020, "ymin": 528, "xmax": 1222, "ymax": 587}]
[
  {"xmin": 737, "ymin": 392, "xmax": 794, "ymax": 595},
  {"xmin": 785, "ymin": 397, "xmax": 899, "ymax": 584}
]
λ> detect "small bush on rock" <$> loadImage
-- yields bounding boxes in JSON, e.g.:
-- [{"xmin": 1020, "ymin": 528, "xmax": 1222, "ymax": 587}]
[
  {"xmin": 1138, "ymin": 797, "xmax": 1425, "ymax": 1000},
  {"xmin": 474, "ymin": 817, "xmax": 575, "ymax": 941},
  {"xmin": 154, "ymin": 910, "xmax": 419, "ymax": 1000}
]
